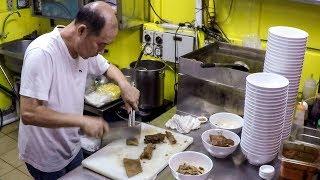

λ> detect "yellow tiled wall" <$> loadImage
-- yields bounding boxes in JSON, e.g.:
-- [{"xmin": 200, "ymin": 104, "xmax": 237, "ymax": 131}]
[
  {"xmin": 215, "ymin": 0, "xmax": 320, "ymax": 86},
  {"xmin": 149, "ymin": 0, "xmax": 320, "ymax": 99}
]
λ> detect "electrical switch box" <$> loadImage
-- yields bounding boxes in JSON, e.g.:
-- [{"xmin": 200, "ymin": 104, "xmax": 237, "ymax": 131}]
[
  {"xmin": 142, "ymin": 26, "xmax": 195, "ymax": 62},
  {"xmin": 162, "ymin": 32, "xmax": 194, "ymax": 63}
]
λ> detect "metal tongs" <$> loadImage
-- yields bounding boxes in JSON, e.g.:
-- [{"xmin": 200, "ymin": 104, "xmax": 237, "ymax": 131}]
[
  {"xmin": 128, "ymin": 82, "xmax": 136, "ymax": 127},
  {"xmin": 128, "ymin": 109, "xmax": 136, "ymax": 127}
]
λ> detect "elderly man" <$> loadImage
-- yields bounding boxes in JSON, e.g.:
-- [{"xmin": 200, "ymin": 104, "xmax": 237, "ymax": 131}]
[{"xmin": 18, "ymin": 2, "xmax": 139, "ymax": 179}]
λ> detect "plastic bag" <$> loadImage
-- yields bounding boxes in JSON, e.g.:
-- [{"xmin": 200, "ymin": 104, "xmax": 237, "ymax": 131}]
[{"xmin": 85, "ymin": 83, "xmax": 121, "ymax": 107}]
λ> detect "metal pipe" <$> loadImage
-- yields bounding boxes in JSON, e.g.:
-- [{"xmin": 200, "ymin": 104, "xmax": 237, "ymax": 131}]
[
  {"xmin": 0, "ymin": 11, "xmax": 21, "ymax": 39},
  {"xmin": 0, "ymin": 63, "xmax": 19, "ymax": 99}
]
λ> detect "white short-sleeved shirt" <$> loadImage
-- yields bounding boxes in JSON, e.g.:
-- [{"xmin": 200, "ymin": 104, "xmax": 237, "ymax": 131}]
[{"xmin": 18, "ymin": 26, "xmax": 110, "ymax": 172}]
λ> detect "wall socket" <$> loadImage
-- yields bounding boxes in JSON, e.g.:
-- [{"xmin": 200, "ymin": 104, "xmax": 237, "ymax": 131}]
[{"xmin": 7, "ymin": 0, "xmax": 13, "ymax": 11}]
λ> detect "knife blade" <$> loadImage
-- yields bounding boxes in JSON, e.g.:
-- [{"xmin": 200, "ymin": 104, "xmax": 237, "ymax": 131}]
[{"xmin": 101, "ymin": 122, "xmax": 141, "ymax": 147}]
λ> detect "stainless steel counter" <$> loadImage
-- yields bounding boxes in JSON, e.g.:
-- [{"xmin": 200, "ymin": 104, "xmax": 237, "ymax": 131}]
[{"xmin": 60, "ymin": 107, "xmax": 280, "ymax": 180}]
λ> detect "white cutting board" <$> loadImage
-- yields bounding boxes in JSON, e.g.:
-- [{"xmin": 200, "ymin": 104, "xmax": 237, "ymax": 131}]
[{"xmin": 82, "ymin": 123, "xmax": 193, "ymax": 180}]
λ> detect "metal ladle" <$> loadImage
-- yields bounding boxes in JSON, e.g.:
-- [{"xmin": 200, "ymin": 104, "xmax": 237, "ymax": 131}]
[{"xmin": 200, "ymin": 60, "xmax": 250, "ymax": 72}]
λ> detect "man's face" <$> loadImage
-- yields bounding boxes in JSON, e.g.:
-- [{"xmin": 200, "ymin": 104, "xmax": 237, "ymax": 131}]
[{"xmin": 77, "ymin": 24, "xmax": 118, "ymax": 59}]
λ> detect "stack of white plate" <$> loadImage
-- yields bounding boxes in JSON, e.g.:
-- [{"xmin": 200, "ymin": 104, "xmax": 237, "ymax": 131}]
[
  {"xmin": 241, "ymin": 72, "xmax": 289, "ymax": 166},
  {"xmin": 263, "ymin": 26, "xmax": 308, "ymax": 140}
]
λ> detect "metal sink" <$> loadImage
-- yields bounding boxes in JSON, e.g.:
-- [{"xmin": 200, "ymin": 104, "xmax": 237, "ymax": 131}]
[
  {"xmin": 0, "ymin": 39, "xmax": 32, "ymax": 73},
  {"xmin": 177, "ymin": 42, "xmax": 265, "ymax": 117},
  {"xmin": 290, "ymin": 124, "xmax": 320, "ymax": 146}
]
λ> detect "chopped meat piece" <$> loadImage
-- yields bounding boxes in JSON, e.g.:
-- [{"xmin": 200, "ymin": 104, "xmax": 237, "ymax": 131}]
[
  {"xmin": 123, "ymin": 158, "xmax": 142, "ymax": 177},
  {"xmin": 126, "ymin": 138, "xmax": 139, "ymax": 146},
  {"xmin": 165, "ymin": 131, "xmax": 177, "ymax": 144},
  {"xmin": 144, "ymin": 133, "xmax": 166, "ymax": 144},
  {"xmin": 209, "ymin": 134, "xmax": 234, "ymax": 147},
  {"xmin": 177, "ymin": 163, "xmax": 204, "ymax": 175},
  {"xmin": 140, "ymin": 143, "xmax": 156, "ymax": 160}
]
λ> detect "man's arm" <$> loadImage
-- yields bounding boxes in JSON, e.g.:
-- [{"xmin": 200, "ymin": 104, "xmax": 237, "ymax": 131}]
[
  {"xmin": 20, "ymin": 96, "xmax": 108, "ymax": 138},
  {"xmin": 104, "ymin": 64, "xmax": 140, "ymax": 111}
]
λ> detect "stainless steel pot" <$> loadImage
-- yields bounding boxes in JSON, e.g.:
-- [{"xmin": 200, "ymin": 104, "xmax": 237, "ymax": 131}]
[{"xmin": 129, "ymin": 60, "xmax": 165, "ymax": 109}]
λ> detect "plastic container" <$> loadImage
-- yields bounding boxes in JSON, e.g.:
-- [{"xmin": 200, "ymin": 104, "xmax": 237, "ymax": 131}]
[
  {"xmin": 279, "ymin": 134, "xmax": 320, "ymax": 180},
  {"xmin": 259, "ymin": 165, "xmax": 275, "ymax": 180},
  {"xmin": 302, "ymin": 74, "xmax": 317, "ymax": 105},
  {"xmin": 294, "ymin": 101, "xmax": 307, "ymax": 126}
]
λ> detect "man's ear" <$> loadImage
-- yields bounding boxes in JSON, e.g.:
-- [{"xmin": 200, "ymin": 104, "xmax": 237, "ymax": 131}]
[{"xmin": 77, "ymin": 24, "xmax": 88, "ymax": 37}]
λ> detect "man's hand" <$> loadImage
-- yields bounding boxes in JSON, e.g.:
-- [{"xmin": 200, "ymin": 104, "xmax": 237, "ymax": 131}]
[
  {"xmin": 119, "ymin": 81, "xmax": 140, "ymax": 112},
  {"xmin": 104, "ymin": 64, "xmax": 140, "ymax": 112},
  {"xmin": 80, "ymin": 116, "xmax": 109, "ymax": 138}
]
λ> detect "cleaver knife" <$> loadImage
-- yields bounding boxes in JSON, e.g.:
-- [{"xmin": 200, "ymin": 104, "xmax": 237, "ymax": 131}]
[{"xmin": 101, "ymin": 111, "xmax": 141, "ymax": 147}]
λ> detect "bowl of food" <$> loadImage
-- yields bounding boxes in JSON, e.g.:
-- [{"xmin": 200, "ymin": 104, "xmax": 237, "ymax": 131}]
[
  {"xmin": 209, "ymin": 112, "xmax": 244, "ymax": 134},
  {"xmin": 201, "ymin": 129, "xmax": 240, "ymax": 158},
  {"xmin": 168, "ymin": 151, "xmax": 213, "ymax": 180}
]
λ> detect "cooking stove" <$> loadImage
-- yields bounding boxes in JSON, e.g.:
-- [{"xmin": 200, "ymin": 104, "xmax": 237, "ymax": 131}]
[{"xmin": 83, "ymin": 99, "xmax": 173, "ymax": 123}]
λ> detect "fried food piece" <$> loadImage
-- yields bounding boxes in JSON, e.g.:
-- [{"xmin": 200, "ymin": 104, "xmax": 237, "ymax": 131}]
[
  {"xmin": 126, "ymin": 138, "xmax": 139, "ymax": 146},
  {"xmin": 209, "ymin": 134, "xmax": 234, "ymax": 147},
  {"xmin": 177, "ymin": 163, "xmax": 204, "ymax": 175},
  {"xmin": 144, "ymin": 133, "xmax": 166, "ymax": 144},
  {"xmin": 140, "ymin": 143, "xmax": 156, "ymax": 160},
  {"xmin": 165, "ymin": 131, "xmax": 177, "ymax": 144},
  {"xmin": 123, "ymin": 158, "xmax": 142, "ymax": 177}
]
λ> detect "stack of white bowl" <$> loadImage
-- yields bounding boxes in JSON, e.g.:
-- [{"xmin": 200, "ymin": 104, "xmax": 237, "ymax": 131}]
[
  {"xmin": 263, "ymin": 26, "xmax": 308, "ymax": 140},
  {"xmin": 241, "ymin": 72, "xmax": 289, "ymax": 165}
]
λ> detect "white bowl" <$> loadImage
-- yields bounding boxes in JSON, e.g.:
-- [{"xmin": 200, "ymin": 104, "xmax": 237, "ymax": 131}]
[
  {"xmin": 266, "ymin": 46, "xmax": 306, "ymax": 55},
  {"xmin": 265, "ymin": 57, "xmax": 304, "ymax": 65},
  {"xmin": 245, "ymin": 93, "xmax": 288, "ymax": 102},
  {"xmin": 267, "ymin": 39, "xmax": 307, "ymax": 49},
  {"xmin": 268, "ymin": 26, "xmax": 309, "ymax": 39},
  {"xmin": 268, "ymin": 32, "xmax": 308, "ymax": 42},
  {"xmin": 244, "ymin": 117, "xmax": 285, "ymax": 128},
  {"xmin": 264, "ymin": 66, "xmax": 302, "ymax": 73},
  {"xmin": 267, "ymin": 40, "xmax": 306, "ymax": 49},
  {"xmin": 246, "ymin": 85, "xmax": 288, "ymax": 95},
  {"xmin": 265, "ymin": 50, "xmax": 305, "ymax": 60},
  {"xmin": 244, "ymin": 117, "xmax": 285, "ymax": 130},
  {"xmin": 242, "ymin": 128, "xmax": 283, "ymax": 140},
  {"xmin": 244, "ymin": 104, "xmax": 286, "ymax": 115},
  {"xmin": 245, "ymin": 98, "xmax": 287, "ymax": 108},
  {"xmin": 244, "ymin": 108, "xmax": 286, "ymax": 119},
  {"xmin": 169, "ymin": 151, "xmax": 213, "ymax": 180},
  {"xmin": 264, "ymin": 59, "xmax": 303, "ymax": 69},
  {"xmin": 240, "ymin": 140, "xmax": 280, "ymax": 154},
  {"xmin": 266, "ymin": 50, "xmax": 305, "ymax": 60},
  {"xmin": 209, "ymin": 112, "xmax": 244, "ymax": 134},
  {"xmin": 245, "ymin": 94, "xmax": 288, "ymax": 103},
  {"xmin": 241, "ymin": 133, "xmax": 281, "ymax": 146},
  {"xmin": 263, "ymin": 66, "xmax": 302, "ymax": 75},
  {"xmin": 244, "ymin": 102, "xmax": 287, "ymax": 113},
  {"xmin": 246, "ymin": 73, "xmax": 289, "ymax": 90},
  {"xmin": 267, "ymin": 37, "xmax": 307, "ymax": 46},
  {"xmin": 246, "ymin": 84, "xmax": 288, "ymax": 94},
  {"xmin": 264, "ymin": 65, "xmax": 302, "ymax": 73},
  {"xmin": 241, "ymin": 129, "xmax": 283, "ymax": 143},
  {"xmin": 245, "ymin": 115, "xmax": 285, "ymax": 124},
  {"xmin": 241, "ymin": 146, "xmax": 278, "ymax": 166},
  {"xmin": 201, "ymin": 129, "xmax": 240, "ymax": 158}
]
